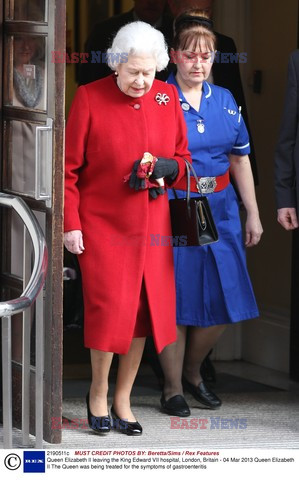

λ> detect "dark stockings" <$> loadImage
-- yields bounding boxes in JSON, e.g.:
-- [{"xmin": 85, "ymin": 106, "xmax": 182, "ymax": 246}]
[{"xmin": 159, "ymin": 324, "xmax": 226, "ymax": 400}]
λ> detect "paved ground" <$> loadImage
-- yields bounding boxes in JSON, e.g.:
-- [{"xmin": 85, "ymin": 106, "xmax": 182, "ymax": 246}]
[{"xmin": 4, "ymin": 361, "xmax": 299, "ymax": 450}]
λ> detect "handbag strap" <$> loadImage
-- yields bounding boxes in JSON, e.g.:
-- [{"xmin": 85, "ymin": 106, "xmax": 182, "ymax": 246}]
[
  {"xmin": 184, "ymin": 159, "xmax": 203, "ymax": 196},
  {"xmin": 172, "ymin": 159, "xmax": 204, "ymax": 217}
]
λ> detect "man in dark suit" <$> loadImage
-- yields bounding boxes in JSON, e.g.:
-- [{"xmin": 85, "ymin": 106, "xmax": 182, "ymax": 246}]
[
  {"xmin": 275, "ymin": 50, "xmax": 299, "ymax": 231},
  {"xmin": 78, "ymin": 0, "xmax": 173, "ymax": 85},
  {"xmin": 275, "ymin": 50, "xmax": 299, "ymax": 383}
]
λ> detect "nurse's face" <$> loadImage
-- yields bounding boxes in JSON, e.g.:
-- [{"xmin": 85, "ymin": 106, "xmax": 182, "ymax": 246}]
[
  {"xmin": 173, "ymin": 39, "xmax": 214, "ymax": 88},
  {"xmin": 116, "ymin": 54, "xmax": 157, "ymax": 98}
]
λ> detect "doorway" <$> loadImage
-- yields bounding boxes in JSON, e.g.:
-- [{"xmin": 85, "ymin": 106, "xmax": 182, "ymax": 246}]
[{"xmin": 0, "ymin": 0, "xmax": 65, "ymax": 443}]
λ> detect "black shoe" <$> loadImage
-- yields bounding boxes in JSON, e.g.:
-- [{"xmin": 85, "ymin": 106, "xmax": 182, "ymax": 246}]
[
  {"xmin": 86, "ymin": 393, "xmax": 111, "ymax": 434},
  {"xmin": 160, "ymin": 394, "xmax": 190, "ymax": 417},
  {"xmin": 111, "ymin": 406, "xmax": 142, "ymax": 436},
  {"xmin": 200, "ymin": 354, "xmax": 216, "ymax": 383},
  {"xmin": 182, "ymin": 378, "xmax": 222, "ymax": 409}
]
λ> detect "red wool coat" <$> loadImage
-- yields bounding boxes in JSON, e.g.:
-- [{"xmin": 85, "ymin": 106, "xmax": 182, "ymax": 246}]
[{"xmin": 65, "ymin": 75, "xmax": 191, "ymax": 354}]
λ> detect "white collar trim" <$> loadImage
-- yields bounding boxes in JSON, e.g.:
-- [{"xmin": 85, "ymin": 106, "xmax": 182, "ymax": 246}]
[{"xmin": 205, "ymin": 83, "xmax": 212, "ymax": 98}]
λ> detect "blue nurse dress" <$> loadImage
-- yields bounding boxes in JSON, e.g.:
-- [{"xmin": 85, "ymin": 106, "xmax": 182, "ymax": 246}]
[{"xmin": 167, "ymin": 72, "xmax": 259, "ymax": 327}]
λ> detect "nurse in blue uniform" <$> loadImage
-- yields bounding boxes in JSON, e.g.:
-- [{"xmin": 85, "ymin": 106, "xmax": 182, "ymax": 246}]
[{"xmin": 159, "ymin": 9, "xmax": 263, "ymax": 417}]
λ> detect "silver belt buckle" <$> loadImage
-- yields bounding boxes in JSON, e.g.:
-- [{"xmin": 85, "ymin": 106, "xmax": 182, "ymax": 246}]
[{"xmin": 198, "ymin": 176, "xmax": 217, "ymax": 194}]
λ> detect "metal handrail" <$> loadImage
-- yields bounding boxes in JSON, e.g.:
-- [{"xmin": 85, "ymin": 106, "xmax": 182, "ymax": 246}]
[
  {"xmin": 0, "ymin": 193, "xmax": 48, "ymax": 316},
  {"xmin": 0, "ymin": 192, "xmax": 48, "ymax": 449}
]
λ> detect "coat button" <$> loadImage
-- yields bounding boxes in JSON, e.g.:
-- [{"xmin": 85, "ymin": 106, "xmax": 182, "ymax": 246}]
[{"xmin": 133, "ymin": 104, "xmax": 141, "ymax": 110}]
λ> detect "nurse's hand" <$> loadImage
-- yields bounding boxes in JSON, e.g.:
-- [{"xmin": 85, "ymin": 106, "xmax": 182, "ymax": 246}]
[
  {"xmin": 277, "ymin": 207, "xmax": 299, "ymax": 230},
  {"xmin": 64, "ymin": 230, "xmax": 85, "ymax": 255},
  {"xmin": 245, "ymin": 213, "xmax": 263, "ymax": 247}
]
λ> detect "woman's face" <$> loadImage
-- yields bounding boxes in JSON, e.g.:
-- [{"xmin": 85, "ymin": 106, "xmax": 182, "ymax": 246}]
[
  {"xmin": 116, "ymin": 54, "xmax": 157, "ymax": 98},
  {"xmin": 174, "ymin": 39, "xmax": 214, "ymax": 88},
  {"xmin": 14, "ymin": 36, "xmax": 38, "ymax": 66}
]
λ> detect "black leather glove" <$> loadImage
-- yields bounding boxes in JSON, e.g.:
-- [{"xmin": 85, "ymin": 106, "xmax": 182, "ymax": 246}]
[
  {"xmin": 151, "ymin": 158, "xmax": 179, "ymax": 183},
  {"xmin": 149, "ymin": 186, "xmax": 165, "ymax": 199},
  {"xmin": 129, "ymin": 160, "xmax": 146, "ymax": 190}
]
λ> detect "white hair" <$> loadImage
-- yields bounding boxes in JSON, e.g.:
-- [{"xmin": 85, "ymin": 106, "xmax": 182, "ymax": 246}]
[{"xmin": 107, "ymin": 21, "xmax": 169, "ymax": 72}]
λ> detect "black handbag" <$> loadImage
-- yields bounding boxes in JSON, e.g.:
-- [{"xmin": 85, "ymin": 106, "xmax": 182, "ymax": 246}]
[{"xmin": 169, "ymin": 159, "xmax": 219, "ymax": 246}]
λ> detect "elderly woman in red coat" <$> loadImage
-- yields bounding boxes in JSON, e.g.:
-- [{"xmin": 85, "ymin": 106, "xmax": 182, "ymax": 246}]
[{"xmin": 64, "ymin": 21, "xmax": 191, "ymax": 436}]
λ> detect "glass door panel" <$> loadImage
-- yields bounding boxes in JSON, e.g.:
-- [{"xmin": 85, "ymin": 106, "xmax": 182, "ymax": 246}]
[
  {"xmin": 3, "ymin": 118, "xmax": 52, "ymax": 202},
  {"xmin": 6, "ymin": 0, "xmax": 47, "ymax": 22},
  {"xmin": 4, "ymin": 34, "xmax": 47, "ymax": 110}
]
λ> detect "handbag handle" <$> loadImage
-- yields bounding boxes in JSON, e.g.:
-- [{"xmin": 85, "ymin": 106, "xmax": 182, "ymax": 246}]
[{"xmin": 172, "ymin": 159, "xmax": 204, "ymax": 217}]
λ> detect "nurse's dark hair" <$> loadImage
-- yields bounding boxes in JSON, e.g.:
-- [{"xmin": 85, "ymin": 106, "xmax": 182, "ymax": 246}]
[{"xmin": 173, "ymin": 9, "xmax": 216, "ymax": 52}]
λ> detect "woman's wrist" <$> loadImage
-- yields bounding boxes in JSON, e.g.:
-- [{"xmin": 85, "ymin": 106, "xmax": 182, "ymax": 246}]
[{"xmin": 245, "ymin": 208, "xmax": 260, "ymax": 218}]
